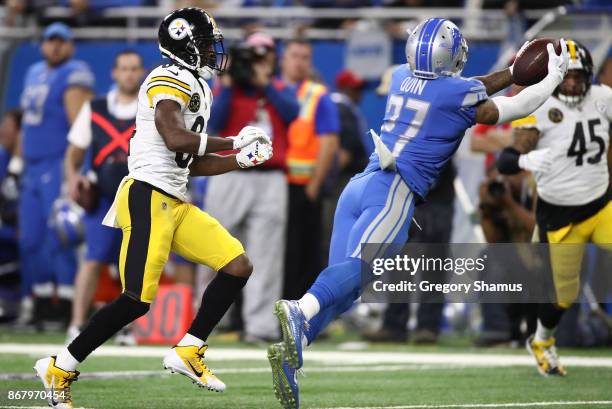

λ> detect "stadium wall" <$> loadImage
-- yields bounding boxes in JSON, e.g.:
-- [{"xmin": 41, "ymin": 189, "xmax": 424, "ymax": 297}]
[{"xmin": 2, "ymin": 40, "xmax": 501, "ymax": 132}]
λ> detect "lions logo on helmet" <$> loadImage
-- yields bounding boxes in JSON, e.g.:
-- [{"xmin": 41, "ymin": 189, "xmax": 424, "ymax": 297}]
[{"xmin": 405, "ymin": 18, "xmax": 468, "ymax": 79}]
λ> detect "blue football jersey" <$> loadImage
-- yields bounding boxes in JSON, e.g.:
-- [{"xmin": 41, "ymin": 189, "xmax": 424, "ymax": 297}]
[
  {"xmin": 365, "ymin": 64, "xmax": 487, "ymax": 199},
  {"xmin": 20, "ymin": 59, "xmax": 94, "ymax": 162}
]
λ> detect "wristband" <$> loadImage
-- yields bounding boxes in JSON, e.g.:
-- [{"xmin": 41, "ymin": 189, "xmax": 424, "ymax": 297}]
[{"xmin": 198, "ymin": 133, "xmax": 208, "ymax": 157}]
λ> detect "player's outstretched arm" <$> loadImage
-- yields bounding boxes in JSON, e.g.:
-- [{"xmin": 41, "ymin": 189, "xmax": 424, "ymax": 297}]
[
  {"xmin": 473, "ymin": 68, "xmax": 513, "ymax": 97},
  {"xmin": 475, "ymin": 40, "xmax": 569, "ymax": 126},
  {"xmin": 189, "ymin": 141, "xmax": 273, "ymax": 176},
  {"xmin": 155, "ymin": 100, "xmax": 234, "ymax": 156}
]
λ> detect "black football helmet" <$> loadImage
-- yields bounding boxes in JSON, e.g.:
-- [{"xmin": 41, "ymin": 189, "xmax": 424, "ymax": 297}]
[
  {"xmin": 158, "ymin": 7, "xmax": 228, "ymax": 79},
  {"xmin": 554, "ymin": 39, "xmax": 593, "ymax": 108}
]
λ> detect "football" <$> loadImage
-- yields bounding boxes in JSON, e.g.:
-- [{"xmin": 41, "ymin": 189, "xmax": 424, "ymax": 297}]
[
  {"xmin": 512, "ymin": 38, "xmax": 562, "ymax": 86},
  {"xmin": 75, "ymin": 180, "xmax": 99, "ymax": 212}
]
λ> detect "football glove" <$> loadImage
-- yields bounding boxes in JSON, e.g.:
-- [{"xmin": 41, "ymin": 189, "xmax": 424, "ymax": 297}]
[
  {"xmin": 236, "ymin": 141, "xmax": 273, "ymax": 169},
  {"xmin": 546, "ymin": 39, "xmax": 569, "ymax": 85},
  {"xmin": 229, "ymin": 126, "xmax": 272, "ymax": 150},
  {"xmin": 518, "ymin": 147, "xmax": 552, "ymax": 173}
]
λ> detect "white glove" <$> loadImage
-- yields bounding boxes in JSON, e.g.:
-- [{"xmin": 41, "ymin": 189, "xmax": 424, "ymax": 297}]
[
  {"xmin": 236, "ymin": 141, "xmax": 273, "ymax": 168},
  {"xmin": 229, "ymin": 126, "xmax": 271, "ymax": 150},
  {"xmin": 518, "ymin": 148, "xmax": 553, "ymax": 173},
  {"xmin": 546, "ymin": 39, "xmax": 569, "ymax": 85}
]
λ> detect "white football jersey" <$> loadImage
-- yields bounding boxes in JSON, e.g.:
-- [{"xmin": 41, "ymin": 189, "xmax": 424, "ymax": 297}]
[
  {"xmin": 129, "ymin": 63, "xmax": 212, "ymax": 201},
  {"xmin": 513, "ymin": 85, "xmax": 612, "ymax": 206}
]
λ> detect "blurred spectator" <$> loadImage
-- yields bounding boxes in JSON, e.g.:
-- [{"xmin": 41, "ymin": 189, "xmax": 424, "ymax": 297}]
[
  {"xmin": 206, "ymin": 33, "xmax": 300, "ymax": 343},
  {"xmin": 63, "ymin": 50, "xmax": 143, "ymax": 344},
  {"xmin": 471, "ymin": 124, "xmax": 512, "ymax": 169},
  {"xmin": 476, "ymin": 167, "xmax": 537, "ymax": 346},
  {"xmin": 281, "ymin": 38, "xmax": 340, "ymax": 300},
  {"xmin": 471, "ymin": 84, "xmax": 522, "ymax": 168},
  {"xmin": 597, "ymin": 57, "xmax": 612, "ymax": 87},
  {"xmin": 331, "ymin": 69, "xmax": 372, "ymax": 180},
  {"xmin": 0, "ymin": 110, "xmax": 22, "ymax": 322},
  {"xmin": 18, "ymin": 22, "xmax": 94, "ymax": 329}
]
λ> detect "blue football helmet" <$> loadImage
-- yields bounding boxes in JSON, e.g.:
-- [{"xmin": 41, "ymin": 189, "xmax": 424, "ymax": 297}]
[
  {"xmin": 405, "ymin": 18, "xmax": 468, "ymax": 79},
  {"xmin": 50, "ymin": 198, "xmax": 85, "ymax": 247}
]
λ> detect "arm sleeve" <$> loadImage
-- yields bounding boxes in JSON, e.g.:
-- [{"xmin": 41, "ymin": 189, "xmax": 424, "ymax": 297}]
[
  {"xmin": 146, "ymin": 71, "xmax": 193, "ymax": 111},
  {"xmin": 264, "ymin": 82, "xmax": 300, "ymax": 125},
  {"xmin": 492, "ymin": 75, "xmax": 558, "ymax": 125},
  {"xmin": 67, "ymin": 102, "xmax": 93, "ymax": 149},
  {"xmin": 314, "ymin": 93, "xmax": 340, "ymax": 136},
  {"xmin": 208, "ymin": 85, "xmax": 232, "ymax": 134}
]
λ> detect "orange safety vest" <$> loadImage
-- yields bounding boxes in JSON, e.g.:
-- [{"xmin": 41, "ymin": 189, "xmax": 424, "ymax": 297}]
[{"xmin": 286, "ymin": 80, "xmax": 328, "ymax": 185}]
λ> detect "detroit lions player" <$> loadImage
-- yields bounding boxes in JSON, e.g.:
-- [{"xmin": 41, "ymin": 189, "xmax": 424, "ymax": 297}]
[{"xmin": 268, "ymin": 18, "xmax": 569, "ymax": 409}]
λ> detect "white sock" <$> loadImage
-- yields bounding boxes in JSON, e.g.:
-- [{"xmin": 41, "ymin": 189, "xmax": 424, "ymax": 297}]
[
  {"xmin": 301, "ymin": 334, "xmax": 308, "ymax": 349},
  {"xmin": 534, "ymin": 320, "xmax": 555, "ymax": 342},
  {"xmin": 55, "ymin": 349, "xmax": 79, "ymax": 372},
  {"xmin": 177, "ymin": 333, "xmax": 205, "ymax": 348},
  {"xmin": 297, "ymin": 293, "xmax": 320, "ymax": 321}
]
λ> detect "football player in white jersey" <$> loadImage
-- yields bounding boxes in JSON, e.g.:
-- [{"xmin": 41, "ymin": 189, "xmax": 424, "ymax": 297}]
[
  {"xmin": 33, "ymin": 8, "xmax": 273, "ymax": 408},
  {"xmin": 498, "ymin": 40, "xmax": 612, "ymax": 377}
]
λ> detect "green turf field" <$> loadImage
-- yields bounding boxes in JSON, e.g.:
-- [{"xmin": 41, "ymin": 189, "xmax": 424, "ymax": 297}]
[{"xmin": 1, "ymin": 330, "xmax": 611, "ymax": 409}]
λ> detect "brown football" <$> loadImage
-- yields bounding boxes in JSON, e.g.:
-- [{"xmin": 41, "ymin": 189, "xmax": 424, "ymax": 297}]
[
  {"xmin": 76, "ymin": 181, "xmax": 99, "ymax": 212},
  {"xmin": 512, "ymin": 38, "xmax": 562, "ymax": 86}
]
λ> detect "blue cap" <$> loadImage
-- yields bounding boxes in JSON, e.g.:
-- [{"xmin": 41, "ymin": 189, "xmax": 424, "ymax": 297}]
[{"xmin": 43, "ymin": 22, "xmax": 73, "ymax": 41}]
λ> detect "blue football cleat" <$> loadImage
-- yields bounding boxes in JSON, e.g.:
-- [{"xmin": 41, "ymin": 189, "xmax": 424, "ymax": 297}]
[
  {"xmin": 268, "ymin": 342, "xmax": 299, "ymax": 409},
  {"xmin": 274, "ymin": 300, "xmax": 305, "ymax": 369}
]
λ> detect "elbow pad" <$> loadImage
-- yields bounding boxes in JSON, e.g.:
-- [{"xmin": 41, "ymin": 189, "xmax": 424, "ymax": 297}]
[{"xmin": 496, "ymin": 147, "xmax": 522, "ymax": 175}]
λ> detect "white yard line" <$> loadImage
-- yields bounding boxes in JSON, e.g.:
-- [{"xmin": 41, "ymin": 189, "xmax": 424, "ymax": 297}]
[
  {"xmin": 2, "ymin": 343, "xmax": 612, "ymax": 368},
  {"xmin": 0, "ymin": 364, "xmax": 477, "ymax": 381},
  {"xmin": 317, "ymin": 401, "xmax": 612, "ymax": 409}
]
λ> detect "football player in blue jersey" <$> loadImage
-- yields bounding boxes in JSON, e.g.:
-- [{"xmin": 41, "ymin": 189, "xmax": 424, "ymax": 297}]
[
  {"xmin": 17, "ymin": 22, "xmax": 94, "ymax": 328},
  {"xmin": 268, "ymin": 18, "xmax": 569, "ymax": 409}
]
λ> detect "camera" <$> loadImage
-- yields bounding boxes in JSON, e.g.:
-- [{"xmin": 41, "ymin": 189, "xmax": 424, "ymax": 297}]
[
  {"xmin": 228, "ymin": 44, "xmax": 268, "ymax": 88},
  {"xmin": 487, "ymin": 176, "xmax": 506, "ymax": 199}
]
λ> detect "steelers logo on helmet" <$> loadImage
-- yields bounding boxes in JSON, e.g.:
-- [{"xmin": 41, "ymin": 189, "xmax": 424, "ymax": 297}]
[{"xmin": 169, "ymin": 18, "xmax": 189, "ymax": 40}]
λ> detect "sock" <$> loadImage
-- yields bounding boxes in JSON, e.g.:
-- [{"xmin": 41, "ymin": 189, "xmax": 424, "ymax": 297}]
[
  {"xmin": 188, "ymin": 271, "xmax": 248, "ymax": 341},
  {"xmin": 298, "ymin": 293, "xmax": 320, "ymax": 321},
  {"xmin": 177, "ymin": 333, "xmax": 205, "ymax": 348},
  {"xmin": 534, "ymin": 319, "xmax": 556, "ymax": 342},
  {"xmin": 67, "ymin": 294, "xmax": 149, "ymax": 362},
  {"xmin": 55, "ymin": 349, "xmax": 79, "ymax": 372},
  {"xmin": 307, "ymin": 258, "xmax": 362, "ymax": 311}
]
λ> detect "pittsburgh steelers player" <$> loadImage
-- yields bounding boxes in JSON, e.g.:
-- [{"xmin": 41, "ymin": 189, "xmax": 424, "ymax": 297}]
[
  {"xmin": 33, "ymin": 8, "xmax": 273, "ymax": 407},
  {"xmin": 498, "ymin": 40, "xmax": 612, "ymax": 376}
]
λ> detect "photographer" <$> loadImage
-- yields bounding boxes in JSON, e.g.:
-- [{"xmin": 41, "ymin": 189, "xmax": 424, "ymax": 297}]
[
  {"xmin": 476, "ymin": 167, "xmax": 537, "ymax": 346},
  {"xmin": 206, "ymin": 32, "xmax": 300, "ymax": 343}
]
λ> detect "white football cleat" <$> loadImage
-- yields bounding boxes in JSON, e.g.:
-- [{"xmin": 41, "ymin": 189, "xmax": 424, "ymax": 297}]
[{"xmin": 163, "ymin": 345, "xmax": 226, "ymax": 392}]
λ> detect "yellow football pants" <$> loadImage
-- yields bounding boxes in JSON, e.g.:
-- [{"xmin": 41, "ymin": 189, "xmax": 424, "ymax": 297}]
[
  {"xmin": 115, "ymin": 179, "xmax": 244, "ymax": 303},
  {"xmin": 544, "ymin": 200, "xmax": 612, "ymax": 307}
]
